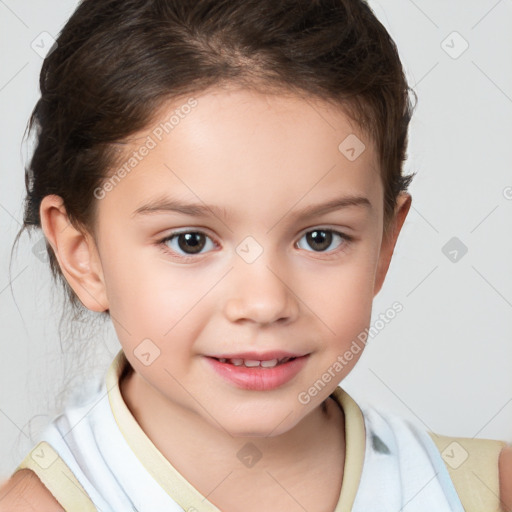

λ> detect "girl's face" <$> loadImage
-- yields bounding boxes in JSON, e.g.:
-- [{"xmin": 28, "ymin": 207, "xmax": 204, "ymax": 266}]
[{"xmin": 91, "ymin": 86, "xmax": 408, "ymax": 436}]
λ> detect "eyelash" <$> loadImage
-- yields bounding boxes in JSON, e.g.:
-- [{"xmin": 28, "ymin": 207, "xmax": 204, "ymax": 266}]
[{"xmin": 156, "ymin": 228, "xmax": 353, "ymax": 262}]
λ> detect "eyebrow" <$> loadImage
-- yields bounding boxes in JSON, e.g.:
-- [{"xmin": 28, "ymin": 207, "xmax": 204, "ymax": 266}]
[{"xmin": 132, "ymin": 194, "xmax": 372, "ymax": 220}]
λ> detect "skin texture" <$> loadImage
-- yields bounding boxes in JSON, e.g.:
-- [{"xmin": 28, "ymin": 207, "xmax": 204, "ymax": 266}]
[
  {"xmin": 37, "ymin": 86, "xmax": 417, "ymax": 511},
  {"xmin": 0, "ymin": 469, "xmax": 65, "ymax": 511},
  {"xmin": 500, "ymin": 444, "xmax": 512, "ymax": 511}
]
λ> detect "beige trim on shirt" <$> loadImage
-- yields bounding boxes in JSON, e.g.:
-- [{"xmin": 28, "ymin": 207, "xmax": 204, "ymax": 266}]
[
  {"xmin": 107, "ymin": 349, "xmax": 367, "ymax": 511},
  {"xmin": 428, "ymin": 432, "xmax": 506, "ymax": 512},
  {"xmin": 15, "ymin": 349, "xmax": 506, "ymax": 512},
  {"xmin": 15, "ymin": 440, "xmax": 97, "ymax": 511}
]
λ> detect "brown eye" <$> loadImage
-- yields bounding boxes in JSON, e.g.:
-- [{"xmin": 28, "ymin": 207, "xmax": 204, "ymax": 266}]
[
  {"xmin": 296, "ymin": 228, "xmax": 350, "ymax": 254},
  {"xmin": 160, "ymin": 231, "xmax": 215, "ymax": 258},
  {"xmin": 306, "ymin": 230, "xmax": 332, "ymax": 252}
]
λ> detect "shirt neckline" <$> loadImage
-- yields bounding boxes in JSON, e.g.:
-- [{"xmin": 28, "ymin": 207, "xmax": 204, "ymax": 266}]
[{"xmin": 106, "ymin": 349, "xmax": 366, "ymax": 511}]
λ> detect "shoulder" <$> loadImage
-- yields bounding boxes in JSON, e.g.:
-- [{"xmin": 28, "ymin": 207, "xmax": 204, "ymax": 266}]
[
  {"xmin": 0, "ymin": 469, "xmax": 65, "ymax": 511},
  {"xmin": 499, "ymin": 443, "xmax": 512, "ymax": 511}
]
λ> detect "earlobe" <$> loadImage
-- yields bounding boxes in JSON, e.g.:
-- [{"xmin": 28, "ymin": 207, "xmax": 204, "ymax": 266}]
[
  {"xmin": 39, "ymin": 195, "xmax": 109, "ymax": 312},
  {"xmin": 373, "ymin": 192, "xmax": 412, "ymax": 297}
]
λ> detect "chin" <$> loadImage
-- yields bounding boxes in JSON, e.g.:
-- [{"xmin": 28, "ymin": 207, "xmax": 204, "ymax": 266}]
[{"xmin": 213, "ymin": 406, "xmax": 304, "ymax": 438}]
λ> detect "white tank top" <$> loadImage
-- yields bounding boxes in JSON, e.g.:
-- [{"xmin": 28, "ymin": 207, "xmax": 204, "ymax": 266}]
[{"xmin": 14, "ymin": 349, "xmax": 503, "ymax": 511}]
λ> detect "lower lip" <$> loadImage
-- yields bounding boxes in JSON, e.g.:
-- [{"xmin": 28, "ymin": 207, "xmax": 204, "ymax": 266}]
[{"xmin": 205, "ymin": 355, "xmax": 309, "ymax": 391}]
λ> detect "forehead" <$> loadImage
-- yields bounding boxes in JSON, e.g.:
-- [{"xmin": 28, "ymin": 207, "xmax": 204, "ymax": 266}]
[{"xmin": 100, "ymin": 86, "xmax": 382, "ymax": 225}]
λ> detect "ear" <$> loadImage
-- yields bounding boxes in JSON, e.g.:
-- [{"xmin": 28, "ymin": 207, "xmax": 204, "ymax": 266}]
[
  {"xmin": 39, "ymin": 195, "xmax": 109, "ymax": 312},
  {"xmin": 373, "ymin": 192, "xmax": 412, "ymax": 297}
]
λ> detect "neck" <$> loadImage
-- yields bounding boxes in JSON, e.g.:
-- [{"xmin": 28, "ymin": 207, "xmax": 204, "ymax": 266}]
[{"xmin": 119, "ymin": 367, "xmax": 345, "ymax": 486}]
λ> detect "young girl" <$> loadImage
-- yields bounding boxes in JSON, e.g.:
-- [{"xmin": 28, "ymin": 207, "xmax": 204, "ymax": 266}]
[{"xmin": 1, "ymin": 0, "xmax": 511, "ymax": 510}]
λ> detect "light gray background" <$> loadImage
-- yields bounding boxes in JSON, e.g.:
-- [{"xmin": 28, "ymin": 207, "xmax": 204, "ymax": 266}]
[{"xmin": 1, "ymin": 0, "xmax": 511, "ymax": 479}]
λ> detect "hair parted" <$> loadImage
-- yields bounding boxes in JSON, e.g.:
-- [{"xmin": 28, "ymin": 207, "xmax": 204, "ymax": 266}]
[{"xmin": 13, "ymin": 0, "xmax": 417, "ymax": 320}]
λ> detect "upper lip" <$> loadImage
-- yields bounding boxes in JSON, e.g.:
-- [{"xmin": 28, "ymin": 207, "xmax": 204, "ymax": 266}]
[{"xmin": 207, "ymin": 351, "xmax": 307, "ymax": 361}]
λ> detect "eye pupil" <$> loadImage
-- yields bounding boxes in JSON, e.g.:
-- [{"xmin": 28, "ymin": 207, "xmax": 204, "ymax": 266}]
[
  {"xmin": 165, "ymin": 228, "xmax": 344, "ymax": 259},
  {"xmin": 178, "ymin": 232, "xmax": 205, "ymax": 254},
  {"xmin": 307, "ymin": 230, "xmax": 332, "ymax": 252}
]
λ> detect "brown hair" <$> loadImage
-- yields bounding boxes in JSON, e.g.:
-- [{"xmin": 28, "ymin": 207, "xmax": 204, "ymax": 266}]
[{"xmin": 13, "ymin": 0, "xmax": 416, "ymax": 324}]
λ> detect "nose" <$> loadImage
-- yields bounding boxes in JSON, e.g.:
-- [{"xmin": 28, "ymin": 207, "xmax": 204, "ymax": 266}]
[{"xmin": 223, "ymin": 252, "xmax": 300, "ymax": 326}]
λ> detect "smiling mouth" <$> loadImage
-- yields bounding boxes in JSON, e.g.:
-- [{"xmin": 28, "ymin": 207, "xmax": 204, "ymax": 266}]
[
  {"xmin": 210, "ymin": 356, "xmax": 297, "ymax": 368},
  {"xmin": 206, "ymin": 354, "xmax": 309, "ymax": 391}
]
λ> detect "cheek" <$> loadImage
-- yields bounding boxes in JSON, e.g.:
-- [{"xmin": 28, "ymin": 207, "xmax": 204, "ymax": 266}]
[
  {"xmin": 306, "ymin": 252, "xmax": 377, "ymax": 323},
  {"xmin": 99, "ymin": 248, "xmax": 172, "ymax": 339},
  {"xmin": 101, "ymin": 249, "xmax": 214, "ymax": 352},
  {"xmin": 299, "ymin": 250, "xmax": 377, "ymax": 365}
]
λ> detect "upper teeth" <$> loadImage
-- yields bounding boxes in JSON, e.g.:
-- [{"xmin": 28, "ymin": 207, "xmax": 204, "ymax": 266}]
[{"xmin": 217, "ymin": 357, "xmax": 291, "ymax": 368}]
